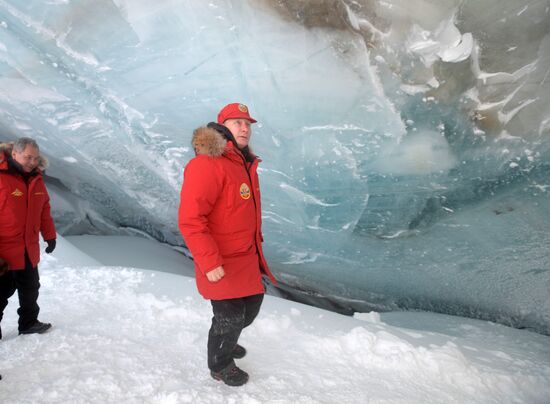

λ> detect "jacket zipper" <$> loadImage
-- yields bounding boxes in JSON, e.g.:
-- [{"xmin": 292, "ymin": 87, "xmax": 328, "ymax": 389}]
[{"xmin": 237, "ymin": 152, "xmax": 266, "ymax": 274}]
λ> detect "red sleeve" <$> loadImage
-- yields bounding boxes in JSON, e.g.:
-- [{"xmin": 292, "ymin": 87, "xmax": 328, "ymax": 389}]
[
  {"xmin": 40, "ymin": 187, "xmax": 56, "ymax": 241},
  {"xmin": 178, "ymin": 156, "xmax": 224, "ymax": 275}
]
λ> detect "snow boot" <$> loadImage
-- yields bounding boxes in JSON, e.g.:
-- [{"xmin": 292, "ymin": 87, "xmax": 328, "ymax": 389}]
[
  {"xmin": 232, "ymin": 344, "xmax": 246, "ymax": 359},
  {"xmin": 19, "ymin": 321, "xmax": 52, "ymax": 335},
  {"xmin": 210, "ymin": 363, "xmax": 249, "ymax": 386}
]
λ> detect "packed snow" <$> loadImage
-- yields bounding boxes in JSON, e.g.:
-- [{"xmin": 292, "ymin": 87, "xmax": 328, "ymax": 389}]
[{"xmin": 1, "ymin": 236, "xmax": 549, "ymax": 403}]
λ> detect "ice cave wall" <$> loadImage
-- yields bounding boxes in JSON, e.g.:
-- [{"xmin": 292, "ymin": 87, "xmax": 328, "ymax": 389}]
[{"xmin": 0, "ymin": 0, "xmax": 549, "ymax": 333}]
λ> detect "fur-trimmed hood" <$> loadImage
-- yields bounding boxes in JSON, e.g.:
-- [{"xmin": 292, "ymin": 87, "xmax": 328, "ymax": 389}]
[
  {"xmin": 0, "ymin": 141, "xmax": 49, "ymax": 171},
  {"xmin": 192, "ymin": 124, "xmax": 257, "ymax": 163},
  {"xmin": 191, "ymin": 127, "xmax": 227, "ymax": 157}
]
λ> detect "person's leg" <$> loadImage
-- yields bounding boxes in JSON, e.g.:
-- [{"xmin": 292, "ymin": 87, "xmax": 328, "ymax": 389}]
[
  {"xmin": 230, "ymin": 293, "xmax": 264, "ymax": 359},
  {"xmin": 207, "ymin": 297, "xmax": 246, "ymax": 373},
  {"xmin": 15, "ymin": 256, "xmax": 40, "ymax": 332},
  {"xmin": 242, "ymin": 293, "xmax": 264, "ymax": 329},
  {"xmin": 0, "ymin": 272, "xmax": 17, "ymax": 339}
]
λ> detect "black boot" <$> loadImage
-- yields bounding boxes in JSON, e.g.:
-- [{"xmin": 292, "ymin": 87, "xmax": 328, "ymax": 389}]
[
  {"xmin": 210, "ymin": 363, "xmax": 249, "ymax": 386},
  {"xmin": 19, "ymin": 320, "xmax": 52, "ymax": 335}
]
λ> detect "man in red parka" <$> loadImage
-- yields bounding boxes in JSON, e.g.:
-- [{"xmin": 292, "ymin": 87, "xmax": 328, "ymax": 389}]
[
  {"xmin": 179, "ymin": 103, "xmax": 276, "ymax": 386},
  {"xmin": 0, "ymin": 137, "xmax": 57, "ymax": 339}
]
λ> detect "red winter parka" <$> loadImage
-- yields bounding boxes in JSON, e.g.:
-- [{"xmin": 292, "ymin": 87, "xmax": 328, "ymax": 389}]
[
  {"xmin": 178, "ymin": 126, "xmax": 276, "ymax": 300},
  {"xmin": 0, "ymin": 144, "xmax": 56, "ymax": 270}
]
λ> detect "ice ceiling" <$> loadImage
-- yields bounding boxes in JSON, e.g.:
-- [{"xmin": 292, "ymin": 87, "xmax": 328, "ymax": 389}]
[{"xmin": 1, "ymin": 0, "xmax": 549, "ymax": 334}]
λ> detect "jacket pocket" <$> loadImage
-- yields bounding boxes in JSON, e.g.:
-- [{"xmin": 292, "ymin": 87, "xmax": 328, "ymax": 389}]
[{"xmin": 214, "ymin": 231, "xmax": 255, "ymax": 257}]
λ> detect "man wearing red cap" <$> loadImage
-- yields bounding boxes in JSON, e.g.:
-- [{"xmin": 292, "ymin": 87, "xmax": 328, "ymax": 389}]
[{"xmin": 178, "ymin": 103, "xmax": 276, "ymax": 386}]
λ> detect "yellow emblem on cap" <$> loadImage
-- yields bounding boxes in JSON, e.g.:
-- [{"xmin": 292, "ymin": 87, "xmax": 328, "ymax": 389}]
[
  {"xmin": 11, "ymin": 188, "xmax": 23, "ymax": 197},
  {"xmin": 238, "ymin": 104, "xmax": 248, "ymax": 113},
  {"xmin": 239, "ymin": 183, "xmax": 251, "ymax": 200}
]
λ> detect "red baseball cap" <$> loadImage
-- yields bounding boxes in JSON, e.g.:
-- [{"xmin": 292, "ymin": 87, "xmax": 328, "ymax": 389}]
[{"xmin": 217, "ymin": 103, "xmax": 257, "ymax": 124}]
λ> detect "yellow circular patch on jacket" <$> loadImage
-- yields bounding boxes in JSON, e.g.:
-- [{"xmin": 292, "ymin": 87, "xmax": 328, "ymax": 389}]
[{"xmin": 240, "ymin": 183, "xmax": 251, "ymax": 200}]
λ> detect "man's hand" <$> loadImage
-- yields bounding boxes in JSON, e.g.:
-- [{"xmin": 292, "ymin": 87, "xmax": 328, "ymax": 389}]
[
  {"xmin": 0, "ymin": 257, "xmax": 8, "ymax": 276},
  {"xmin": 206, "ymin": 266, "xmax": 225, "ymax": 282},
  {"xmin": 45, "ymin": 239, "xmax": 56, "ymax": 254}
]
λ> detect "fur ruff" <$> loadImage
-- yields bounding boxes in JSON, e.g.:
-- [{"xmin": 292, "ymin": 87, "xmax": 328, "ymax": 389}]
[{"xmin": 192, "ymin": 127, "xmax": 227, "ymax": 157}]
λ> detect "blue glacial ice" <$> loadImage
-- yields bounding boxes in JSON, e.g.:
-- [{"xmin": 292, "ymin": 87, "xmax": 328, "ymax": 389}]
[{"xmin": 0, "ymin": 0, "xmax": 549, "ymax": 333}]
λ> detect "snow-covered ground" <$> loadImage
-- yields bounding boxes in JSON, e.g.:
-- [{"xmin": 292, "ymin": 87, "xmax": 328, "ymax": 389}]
[{"xmin": 1, "ymin": 235, "xmax": 549, "ymax": 403}]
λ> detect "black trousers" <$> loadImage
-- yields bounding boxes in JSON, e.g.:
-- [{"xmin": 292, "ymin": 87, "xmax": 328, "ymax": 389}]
[
  {"xmin": 208, "ymin": 293, "xmax": 264, "ymax": 372},
  {"xmin": 0, "ymin": 254, "xmax": 40, "ymax": 332}
]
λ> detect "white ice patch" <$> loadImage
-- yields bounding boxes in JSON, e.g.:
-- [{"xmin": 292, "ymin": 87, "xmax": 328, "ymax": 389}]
[
  {"xmin": 400, "ymin": 83, "xmax": 430, "ymax": 95},
  {"xmin": 372, "ymin": 130, "xmax": 457, "ymax": 175},
  {"xmin": 438, "ymin": 32, "xmax": 473, "ymax": 62},
  {"xmin": 538, "ymin": 116, "xmax": 550, "ymax": 135},
  {"xmin": 279, "ymin": 182, "xmax": 339, "ymax": 207},
  {"xmin": 0, "ymin": 78, "xmax": 69, "ymax": 104},
  {"xmin": 0, "ymin": 1, "xmax": 99, "ymax": 66},
  {"xmin": 407, "ymin": 18, "xmax": 473, "ymax": 67},
  {"xmin": 472, "ymin": 48, "xmax": 537, "ymax": 85},
  {"xmin": 354, "ymin": 311, "xmax": 382, "ymax": 323},
  {"xmin": 282, "ymin": 250, "xmax": 321, "ymax": 265}
]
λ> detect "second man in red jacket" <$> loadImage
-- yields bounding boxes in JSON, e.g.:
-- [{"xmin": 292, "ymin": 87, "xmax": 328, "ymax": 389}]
[{"xmin": 0, "ymin": 137, "xmax": 57, "ymax": 339}]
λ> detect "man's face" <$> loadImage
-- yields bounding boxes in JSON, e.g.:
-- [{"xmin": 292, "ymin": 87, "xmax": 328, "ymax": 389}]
[
  {"xmin": 12, "ymin": 145, "xmax": 40, "ymax": 173},
  {"xmin": 224, "ymin": 118, "xmax": 252, "ymax": 148}
]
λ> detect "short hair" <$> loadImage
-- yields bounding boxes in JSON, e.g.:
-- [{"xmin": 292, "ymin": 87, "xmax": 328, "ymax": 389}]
[{"xmin": 13, "ymin": 137, "xmax": 39, "ymax": 153}]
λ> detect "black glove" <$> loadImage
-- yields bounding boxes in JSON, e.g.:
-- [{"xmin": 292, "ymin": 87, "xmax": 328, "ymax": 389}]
[{"xmin": 45, "ymin": 239, "xmax": 56, "ymax": 254}]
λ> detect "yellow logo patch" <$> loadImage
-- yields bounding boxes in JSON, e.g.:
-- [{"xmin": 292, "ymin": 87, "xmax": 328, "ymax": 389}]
[
  {"xmin": 11, "ymin": 188, "xmax": 23, "ymax": 197},
  {"xmin": 238, "ymin": 104, "xmax": 248, "ymax": 113},
  {"xmin": 239, "ymin": 183, "xmax": 251, "ymax": 200}
]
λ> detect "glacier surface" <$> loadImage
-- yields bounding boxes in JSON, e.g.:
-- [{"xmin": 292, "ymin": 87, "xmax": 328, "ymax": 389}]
[{"xmin": 0, "ymin": 0, "xmax": 549, "ymax": 333}]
